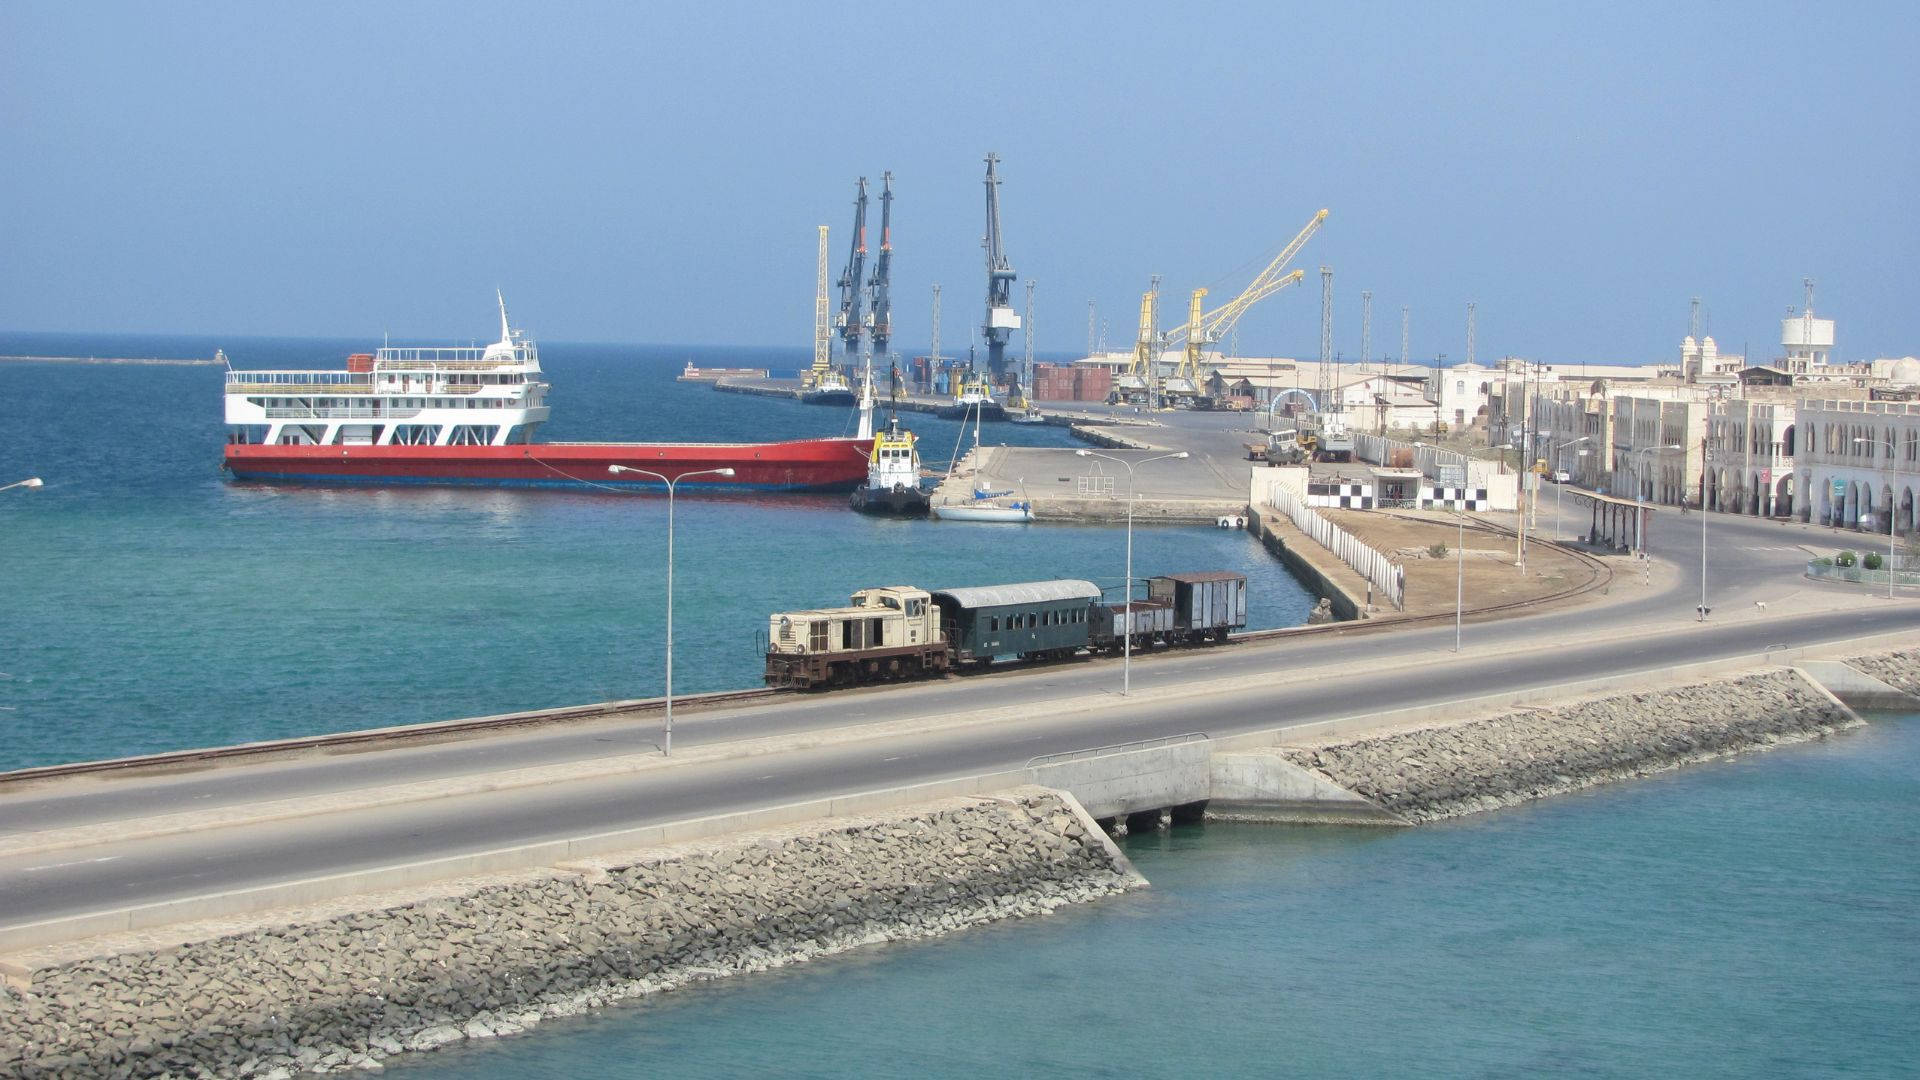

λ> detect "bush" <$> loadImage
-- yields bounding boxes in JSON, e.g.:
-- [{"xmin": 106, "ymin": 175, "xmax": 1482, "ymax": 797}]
[
  {"xmin": 1863, "ymin": 552, "xmax": 1883, "ymax": 570},
  {"xmin": 1813, "ymin": 556, "xmax": 1834, "ymax": 567},
  {"xmin": 1428, "ymin": 543, "xmax": 1449, "ymax": 559},
  {"xmin": 1835, "ymin": 550, "xmax": 1858, "ymax": 568}
]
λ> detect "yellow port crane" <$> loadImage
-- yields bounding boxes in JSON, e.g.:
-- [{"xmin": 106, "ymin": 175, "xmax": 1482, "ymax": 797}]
[
  {"xmin": 1111, "ymin": 280, "xmax": 1160, "ymax": 401},
  {"xmin": 1158, "ymin": 208, "xmax": 1328, "ymax": 403}
]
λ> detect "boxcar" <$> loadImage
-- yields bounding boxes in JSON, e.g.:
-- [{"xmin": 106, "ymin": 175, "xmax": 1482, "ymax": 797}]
[
  {"xmin": 928, "ymin": 579, "xmax": 1102, "ymax": 664},
  {"xmin": 1148, "ymin": 571, "xmax": 1248, "ymax": 642},
  {"xmin": 1087, "ymin": 597, "xmax": 1174, "ymax": 651}
]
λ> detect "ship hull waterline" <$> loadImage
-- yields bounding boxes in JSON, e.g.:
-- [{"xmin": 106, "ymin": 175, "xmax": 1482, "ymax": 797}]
[{"xmin": 223, "ymin": 439, "xmax": 873, "ymax": 493}]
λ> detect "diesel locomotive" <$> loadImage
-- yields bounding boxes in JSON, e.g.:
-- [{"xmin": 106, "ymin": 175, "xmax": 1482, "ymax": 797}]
[{"xmin": 763, "ymin": 572, "xmax": 1248, "ymax": 689}]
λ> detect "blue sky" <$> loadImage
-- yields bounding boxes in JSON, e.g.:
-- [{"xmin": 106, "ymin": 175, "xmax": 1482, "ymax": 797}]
[{"xmin": 2, "ymin": 2, "xmax": 1915, "ymax": 364}]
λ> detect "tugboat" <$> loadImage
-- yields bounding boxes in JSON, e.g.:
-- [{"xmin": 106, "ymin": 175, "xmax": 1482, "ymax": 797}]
[
  {"xmin": 800, "ymin": 368, "xmax": 857, "ymax": 406},
  {"xmin": 850, "ymin": 414, "xmax": 930, "ymax": 515},
  {"xmin": 936, "ymin": 369, "xmax": 1005, "ymax": 421}
]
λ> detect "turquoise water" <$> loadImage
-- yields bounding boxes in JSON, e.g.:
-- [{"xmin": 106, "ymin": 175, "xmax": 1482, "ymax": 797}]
[
  {"xmin": 390, "ymin": 714, "xmax": 1920, "ymax": 1079},
  {"xmin": 0, "ymin": 334, "xmax": 1312, "ymax": 769}
]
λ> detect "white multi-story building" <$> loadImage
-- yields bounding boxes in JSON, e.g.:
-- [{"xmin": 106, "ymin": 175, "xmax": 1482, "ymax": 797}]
[
  {"xmin": 1793, "ymin": 398, "xmax": 1920, "ymax": 534},
  {"xmin": 1705, "ymin": 398, "xmax": 1797, "ymax": 516}
]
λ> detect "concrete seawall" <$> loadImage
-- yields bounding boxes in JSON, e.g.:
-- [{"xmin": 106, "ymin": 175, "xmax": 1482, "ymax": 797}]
[
  {"xmin": 0, "ymin": 788, "xmax": 1140, "ymax": 1079},
  {"xmin": 1248, "ymin": 508, "xmax": 1368, "ymax": 620}
]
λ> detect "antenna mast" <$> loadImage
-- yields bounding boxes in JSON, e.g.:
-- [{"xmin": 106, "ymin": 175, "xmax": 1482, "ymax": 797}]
[
  {"xmin": 1466, "ymin": 301, "xmax": 1477, "ymax": 367},
  {"xmin": 1400, "ymin": 305, "xmax": 1410, "ymax": 366}
]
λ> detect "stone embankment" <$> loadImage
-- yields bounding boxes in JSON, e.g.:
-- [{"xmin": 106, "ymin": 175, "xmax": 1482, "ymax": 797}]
[
  {"xmin": 1283, "ymin": 670, "xmax": 1863, "ymax": 823},
  {"xmin": 0, "ymin": 788, "xmax": 1140, "ymax": 1079},
  {"xmin": 1846, "ymin": 649, "xmax": 1920, "ymax": 699}
]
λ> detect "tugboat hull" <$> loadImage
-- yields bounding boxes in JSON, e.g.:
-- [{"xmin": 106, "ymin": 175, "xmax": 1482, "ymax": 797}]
[{"xmin": 851, "ymin": 484, "xmax": 931, "ymax": 516}]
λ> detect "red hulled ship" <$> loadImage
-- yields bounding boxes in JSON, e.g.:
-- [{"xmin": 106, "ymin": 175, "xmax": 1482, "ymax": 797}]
[{"xmin": 222, "ymin": 296, "xmax": 870, "ymax": 493}]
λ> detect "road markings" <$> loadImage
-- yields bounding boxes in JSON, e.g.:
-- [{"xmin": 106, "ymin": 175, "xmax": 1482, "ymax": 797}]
[{"xmin": 20, "ymin": 854, "xmax": 122, "ymax": 873}]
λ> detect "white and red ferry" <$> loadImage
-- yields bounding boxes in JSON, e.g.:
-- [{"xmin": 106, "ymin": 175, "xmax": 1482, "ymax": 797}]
[{"xmin": 222, "ymin": 296, "xmax": 872, "ymax": 492}]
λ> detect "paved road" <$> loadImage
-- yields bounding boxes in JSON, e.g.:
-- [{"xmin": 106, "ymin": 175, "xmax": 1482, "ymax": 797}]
[{"xmin": 2, "ymin": 506, "xmax": 1909, "ymax": 931}]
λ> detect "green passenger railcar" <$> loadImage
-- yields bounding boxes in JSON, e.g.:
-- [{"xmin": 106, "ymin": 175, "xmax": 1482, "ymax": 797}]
[{"xmin": 929, "ymin": 579, "xmax": 1103, "ymax": 664}]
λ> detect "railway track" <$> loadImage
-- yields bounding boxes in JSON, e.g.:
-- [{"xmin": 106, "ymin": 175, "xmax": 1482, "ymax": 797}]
[{"xmin": 0, "ymin": 519, "xmax": 1613, "ymax": 788}]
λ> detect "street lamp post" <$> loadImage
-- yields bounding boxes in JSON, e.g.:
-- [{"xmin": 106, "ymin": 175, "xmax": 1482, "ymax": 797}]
[
  {"xmin": 1075, "ymin": 448, "xmax": 1189, "ymax": 695},
  {"xmin": 607, "ymin": 464, "xmax": 736, "ymax": 754},
  {"xmin": 1552, "ymin": 437, "xmax": 1589, "ymax": 539},
  {"xmin": 1, "ymin": 478, "xmax": 44, "ymax": 493}
]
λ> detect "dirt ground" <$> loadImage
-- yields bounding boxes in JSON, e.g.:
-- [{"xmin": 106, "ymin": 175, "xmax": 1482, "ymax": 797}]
[{"xmin": 1322, "ymin": 509, "xmax": 1607, "ymax": 618}]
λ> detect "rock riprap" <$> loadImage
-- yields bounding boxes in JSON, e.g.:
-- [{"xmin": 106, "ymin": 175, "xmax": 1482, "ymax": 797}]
[
  {"xmin": 0, "ymin": 788, "xmax": 1140, "ymax": 1078},
  {"xmin": 1846, "ymin": 649, "xmax": 1920, "ymax": 699},
  {"xmin": 1283, "ymin": 669, "xmax": 1860, "ymax": 823}
]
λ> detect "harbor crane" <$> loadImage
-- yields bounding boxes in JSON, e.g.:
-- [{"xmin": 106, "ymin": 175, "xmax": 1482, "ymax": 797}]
[
  {"xmin": 833, "ymin": 177, "xmax": 870, "ymax": 371},
  {"xmin": 980, "ymin": 153, "xmax": 1020, "ymax": 385},
  {"xmin": 1156, "ymin": 208, "xmax": 1327, "ymax": 403},
  {"xmin": 867, "ymin": 172, "xmax": 895, "ymax": 364},
  {"xmin": 808, "ymin": 224, "xmax": 831, "ymax": 385}
]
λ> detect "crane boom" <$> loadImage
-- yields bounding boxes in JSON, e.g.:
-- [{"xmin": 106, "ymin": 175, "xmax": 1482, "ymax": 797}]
[
  {"xmin": 868, "ymin": 172, "xmax": 894, "ymax": 360},
  {"xmin": 1162, "ymin": 209, "xmax": 1328, "ymax": 349},
  {"xmin": 833, "ymin": 177, "xmax": 870, "ymax": 367}
]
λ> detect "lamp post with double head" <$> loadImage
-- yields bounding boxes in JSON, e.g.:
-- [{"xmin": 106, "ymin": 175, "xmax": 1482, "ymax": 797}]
[
  {"xmin": 1, "ymin": 478, "xmax": 44, "ymax": 493},
  {"xmin": 1075, "ymin": 448, "xmax": 1189, "ymax": 695},
  {"xmin": 608, "ymin": 464, "xmax": 736, "ymax": 754}
]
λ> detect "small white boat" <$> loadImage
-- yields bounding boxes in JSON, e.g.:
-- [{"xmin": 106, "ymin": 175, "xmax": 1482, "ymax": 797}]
[{"xmin": 932, "ymin": 499, "xmax": 1033, "ymax": 522}]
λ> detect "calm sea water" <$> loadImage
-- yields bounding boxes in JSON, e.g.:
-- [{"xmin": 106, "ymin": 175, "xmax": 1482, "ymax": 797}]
[
  {"xmin": 389, "ymin": 712, "xmax": 1920, "ymax": 1080},
  {"xmin": 0, "ymin": 333, "xmax": 1311, "ymax": 770}
]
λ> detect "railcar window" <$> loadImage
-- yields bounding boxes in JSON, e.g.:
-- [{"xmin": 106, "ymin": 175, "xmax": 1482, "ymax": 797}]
[
  {"xmin": 990, "ymin": 616, "xmax": 999, "ymax": 632},
  {"xmin": 808, "ymin": 621, "xmax": 827, "ymax": 651}
]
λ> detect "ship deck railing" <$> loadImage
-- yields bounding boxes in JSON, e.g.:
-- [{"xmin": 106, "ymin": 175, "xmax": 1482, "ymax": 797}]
[
  {"xmin": 374, "ymin": 346, "xmax": 539, "ymax": 371},
  {"xmin": 262, "ymin": 406, "xmax": 426, "ymax": 420}
]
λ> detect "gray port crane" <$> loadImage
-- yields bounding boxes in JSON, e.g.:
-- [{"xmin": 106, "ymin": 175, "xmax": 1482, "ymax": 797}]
[
  {"xmin": 833, "ymin": 177, "xmax": 870, "ymax": 370},
  {"xmin": 980, "ymin": 153, "xmax": 1020, "ymax": 384},
  {"xmin": 867, "ymin": 172, "xmax": 894, "ymax": 363}
]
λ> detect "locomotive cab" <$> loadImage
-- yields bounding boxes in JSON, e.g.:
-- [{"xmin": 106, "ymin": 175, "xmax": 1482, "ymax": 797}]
[{"xmin": 763, "ymin": 586, "xmax": 949, "ymax": 689}]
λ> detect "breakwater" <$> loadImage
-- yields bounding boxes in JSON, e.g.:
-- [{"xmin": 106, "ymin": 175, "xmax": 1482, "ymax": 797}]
[
  {"xmin": 1846, "ymin": 648, "xmax": 1920, "ymax": 699},
  {"xmin": 0, "ymin": 788, "xmax": 1140, "ymax": 1079},
  {"xmin": 1281, "ymin": 668, "xmax": 1869, "ymax": 823}
]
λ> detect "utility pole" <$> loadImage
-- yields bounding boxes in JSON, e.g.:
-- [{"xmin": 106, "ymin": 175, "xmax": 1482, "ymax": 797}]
[{"xmin": 1466, "ymin": 301, "xmax": 1477, "ymax": 367}]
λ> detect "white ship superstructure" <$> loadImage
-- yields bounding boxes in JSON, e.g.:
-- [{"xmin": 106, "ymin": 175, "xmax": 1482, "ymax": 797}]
[{"xmin": 224, "ymin": 294, "xmax": 550, "ymax": 448}]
